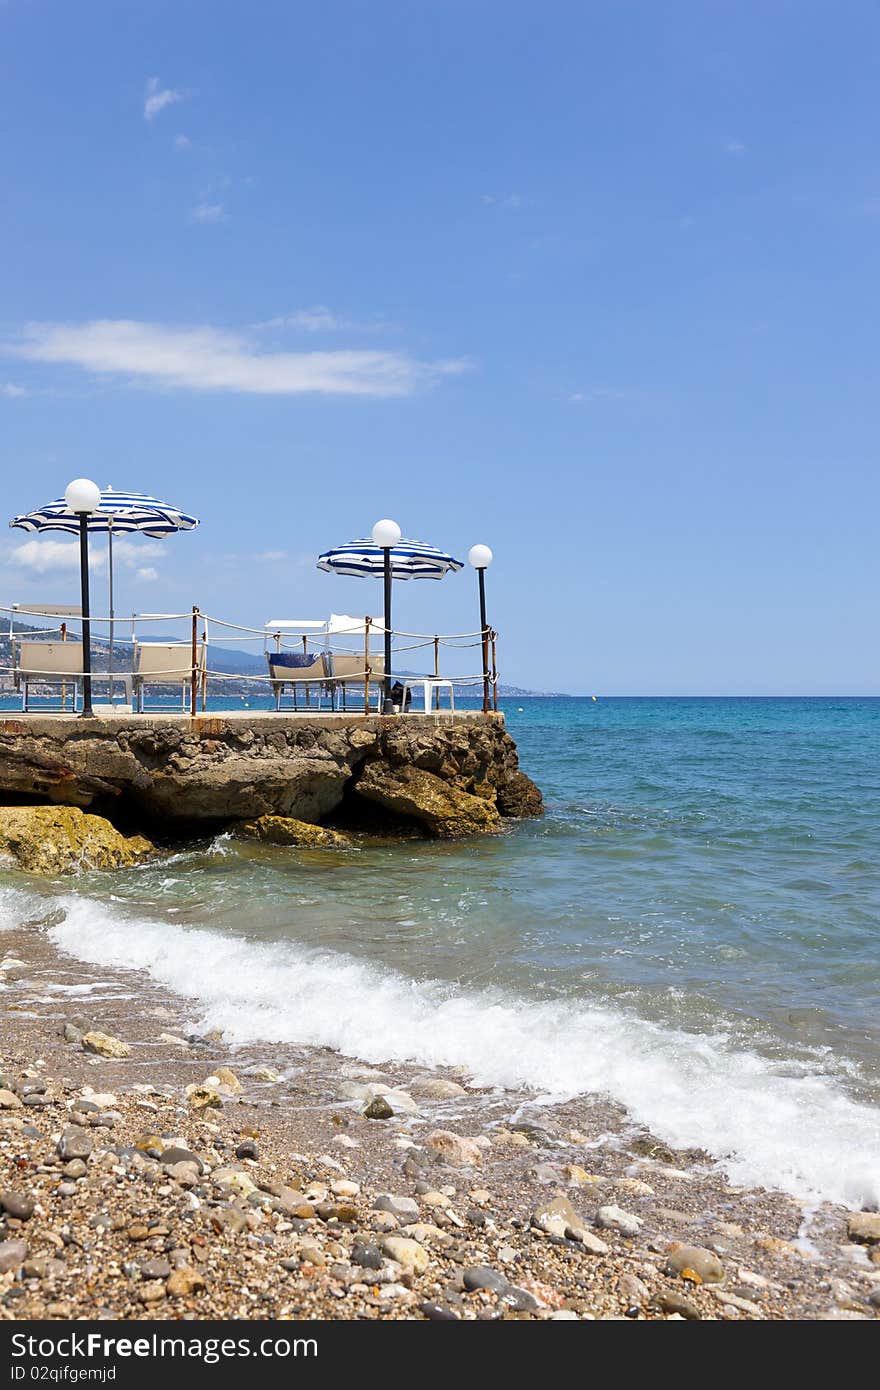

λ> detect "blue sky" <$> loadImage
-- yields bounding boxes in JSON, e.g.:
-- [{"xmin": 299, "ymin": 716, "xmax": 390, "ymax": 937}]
[{"xmin": 1, "ymin": 0, "xmax": 879, "ymax": 694}]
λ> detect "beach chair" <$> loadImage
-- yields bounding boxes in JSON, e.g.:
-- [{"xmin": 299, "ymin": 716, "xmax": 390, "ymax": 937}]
[
  {"xmin": 325, "ymin": 652, "xmax": 385, "ymax": 711},
  {"xmin": 132, "ymin": 640, "xmax": 207, "ymax": 712},
  {"xmin": 14, "ymin": 639, "xmax": 85, "ymax": 712},
  {"xmin": 265, "ymin": 651, "xmax": 328, "ymax": 710}
]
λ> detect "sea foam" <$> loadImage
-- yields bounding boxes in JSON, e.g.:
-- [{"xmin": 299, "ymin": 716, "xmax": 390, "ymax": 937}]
[{"xmin": 44, "ymin": 892, "xmax": 880, "ymax": 1209}]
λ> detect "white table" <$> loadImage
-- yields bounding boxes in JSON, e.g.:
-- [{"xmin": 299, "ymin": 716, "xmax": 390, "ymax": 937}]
[{"xmin": 401, "ymin": 678, "xmax": 455, "ymax": 714}]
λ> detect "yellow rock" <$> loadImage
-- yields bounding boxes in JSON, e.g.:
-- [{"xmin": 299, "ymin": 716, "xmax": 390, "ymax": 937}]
[
  {"xmin": 235, "ymin": 816, "xmax": 351, "ymax": 848},
  {"xmin": 563, "ymin": 1164, "xmax": 603, "ymax": 1186},
  {"xmin": 81, "ymin": 1031, "xmax": 130, "ymax": 1059},
  {"xmin": 185, "ymin": 1084, "xmax": 222, "ymax": 1110},
  {"xmin": 0, "ymin": 805, "xmax": 153, "ymax": 876}
]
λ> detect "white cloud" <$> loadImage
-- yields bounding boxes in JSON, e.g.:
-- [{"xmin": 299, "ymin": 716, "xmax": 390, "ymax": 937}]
[
  {"xmin": 136, "ymin": 566, "xmax": 159, "ymax": 582},
  {"xmin": 174, "ymin": 134, "xmax": 191, "ymax": 149},
  {"xmin": 190, "ymin": 202, "xmax": 225, "ymax": 224},
  {"xmin": 6, "ymin": 537, "xmax": 166, "ymax": 576},
  {"xmin": 9, "ymin": 320, "xmax": 470, "ymax": 399},
  {"xmin": 6, "ymin": 539, "xmax": 81, "ymax": 574},
  {"xmin": 144, "ymin": 77, "xmax": 183, "ymax": 121},
  {"xmin": 1, "ymin": 382, "xmax": 26, "ymax": 397},
  {"xmin": 724, "ymin": 141, "xmax": 746, "ymax": 154},
  {"xmin": 255, "ymin": 549, "xmax": 286, "ymax": 562},
  {"xmin": 260, "ymin": 307, "xmax": 394, "ymax": 334}
]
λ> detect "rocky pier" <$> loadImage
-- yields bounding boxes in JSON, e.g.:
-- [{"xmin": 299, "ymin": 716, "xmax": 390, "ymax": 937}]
[{"xmin": 0, "ymin": 712, "xmax": 542, "ymax": 872}]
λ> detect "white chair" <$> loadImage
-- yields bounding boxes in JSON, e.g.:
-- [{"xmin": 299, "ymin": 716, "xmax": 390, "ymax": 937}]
[
  {"xmin": 133, "ymin": 641, "xmax": 207, "ymax": 712},
  {"xmin": 15, "ymin": 639, "xmax": 84, "ymax": 712},
  {"xmin": 401, "ymin": 678, "xmax": 455, "ymax": 715}
]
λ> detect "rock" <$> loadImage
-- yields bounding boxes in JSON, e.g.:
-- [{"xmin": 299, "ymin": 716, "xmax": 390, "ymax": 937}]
[
  {"xmin": 0, "ymin": 715, "xmax": 540, "ymax": 830},
  {"xmin": 127, "ymin": 1224, "xmax": 151, "ymax": 1242},
  {"xmin": 373, "ymin": 1195, "xmax": 421, "ymax": 1223},
  {"xmin": 210, "ymin": 1206, "xmax": 248, "ymax": 1236},
  {"xmin": 618, "ymin": 1272, "xmax": 650, "ymax": 1303},
  {"xmin": 654, "ymin": 1291, "xmax": 701, "ymax": 1319},
  {"xmin": 62, "ymin": 1160, "xmax": 87, "ymax": 1179},
  {"xmin": 211, "ymin": 1167, "xmax": 258, "ymax": 1198},
  {"xmin": 166, "ymin": 1266, "xmax": 206, "ymax": 1297},
  {"xmin": 245, "ymin": 1066, "xmax": 280, "ymax": 1082},
  {"xmin": 235, "ymin": 816, "xmax": 352, "ymax": 848},
  {"xmin": 185, "ymin": 1084, "xmax": 223, "ymax": 1110},
  {"xmin": 139, "ymin": 1281, "xmax": 166, "ymax": 1304},
  {"xmin": 0, "ymin": 1191, "xmax": 35, "ymax": 1221},
  {"xmin": 380, "ymin": 1235, "xmax": 430, "ymax": 1274},
  {"xmin": 81, "ymin": 1031, "xmax": 130, "ymax": 1059},
  {"xmin": 354, "ymin": 763, "xmax": 502, "ymax": 838},
  {"xmin": 209, "ymin": 1066, "xmax": 242, "ymax": 1095},
  {"xmin": 363, "ymin": 1096, "xmax": 394, "ymax": 1120},
  {"xmin": 139, "ymin": 1258, "xmax": 172, "ymax": 1280},
  {"xmin": 352, "ymin": 1242, "xmax": 383, "ymax": 1271},
  {"xmin": 530, "ymin": 1194, "xmax": 610, "ymax": 1254},
  {"xmin": 463, "ymin": 1266, "xmax": 508, "ymax": 1294},
  {"xmin": 0, "ymin": 805, "xmax": 153, "ymax": 875},
  {"xmin": 159, "ymin": 1146, "xmax": 205, "ymax": 1172},
  {"xmin": 847, "ymin": 1213, "xmax": 880, "ymax": 1246},
  {"xmin": 0, "ymin": 1239, "xmax": 28, "ymax": 1273},
  {"xmin": 410, "ymin": 1076, "xmax": 467, "ymax": 1100},
  {"xmin": 0, "ymin": 1088, "xmax": 22, "ymax": 1109},
  {"xmin": 562, "ymin": 1164, "xmax": 603, "ymax": 1187},
  {"xmin": 596, "ymin": 1205, "xmax": 643, "ymax": 1237},
  {"xmin": 666, "ymin": 1244, "xmax": 725, "ymax": 1284},
  {"xmin": 57, "ymin": 1125, "xmax": 93, "ymax": 1161},
  {"xmin": 495, "ymin": 769, "xmax": 543, "ymax": 818},
  {"xmin": 426, "ymin": 1130, "xmax": 484, "ymax": 1167},
  {"xmin": 421, "ymin": 1302, "xmax": 459, "ymax": 1320},
  {"xmin": 235, "ymin": 1140, "xmax": 258, "ymax": 1161}
]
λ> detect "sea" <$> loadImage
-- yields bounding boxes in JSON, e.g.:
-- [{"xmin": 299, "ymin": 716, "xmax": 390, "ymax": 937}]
[{"xmin": 2, "ymin": 695, "xmax": 879, "ymax": 1208}]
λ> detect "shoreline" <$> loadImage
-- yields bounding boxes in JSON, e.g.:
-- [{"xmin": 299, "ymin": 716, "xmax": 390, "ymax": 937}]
[{"xmin": 1, "ymin": 914, "xmax": 878, "ymax": 1320}]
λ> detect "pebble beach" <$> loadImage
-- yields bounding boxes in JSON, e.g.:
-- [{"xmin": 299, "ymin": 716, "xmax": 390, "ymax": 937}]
[{"xmin": 1, "ymin": 919, "xmax": 879, "ymax": 1322}]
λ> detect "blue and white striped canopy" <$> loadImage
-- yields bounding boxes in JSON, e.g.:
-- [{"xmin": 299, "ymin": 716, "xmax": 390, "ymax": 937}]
[
  {"xmin": 9, "ymin": 488, "xmax": 199, "ymax": 538},
  {"xmin": 317, "ymin": 538, "xmax": 463, "ymax": 581}
]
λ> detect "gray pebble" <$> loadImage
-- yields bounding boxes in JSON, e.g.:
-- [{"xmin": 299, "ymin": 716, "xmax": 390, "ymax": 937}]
[
  {"xmin": 351, "ymin": 1243, "xmax": 383, "ymax": 1270},
  {"xmin": 1, "ymin": 1191, "xmax": 35, "ymax": 1221},
  {"xmin": 463, "ymin": 1266, "xmax": 509, "ymax": 1294}
]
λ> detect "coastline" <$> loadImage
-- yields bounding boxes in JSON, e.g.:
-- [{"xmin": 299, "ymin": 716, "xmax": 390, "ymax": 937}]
[{"xmin": 2, "ymin": 915, "xmax": 878, "ymax": 1320}]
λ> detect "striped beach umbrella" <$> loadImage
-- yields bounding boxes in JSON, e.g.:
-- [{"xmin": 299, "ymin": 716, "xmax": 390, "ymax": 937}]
[
  {"xmin": 318, "ymin": 524, "xmax": 463, "ymax": 711},
  {"xmin": 10, "ymin": 487, "xmax": 200, "ymax": 699},
  {"xmin": 317, "ymin": 537, "xmax": 463, "ymax": 581}
]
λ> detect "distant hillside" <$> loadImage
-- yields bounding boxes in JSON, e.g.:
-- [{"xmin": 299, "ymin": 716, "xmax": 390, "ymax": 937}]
[{"xmin": 0, "ymin": 623, "xmax": 565, "ymax": 698}]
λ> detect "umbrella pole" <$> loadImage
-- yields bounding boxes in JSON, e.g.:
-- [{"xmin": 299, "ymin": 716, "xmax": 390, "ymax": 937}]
[
  {"xmin": 382, "ymin": 548, "xmax": 394, "ymax": 714},
  {"xmin": 107, "ymin": 524, "xmax": 114, "ymax": 706},
  {"xmin": 478, "ymin": 566, "xmax": 489, "ymax": 715},
  {"xmin": 78, "ymin": 514, "xmax": 93, "ymax": 718}
]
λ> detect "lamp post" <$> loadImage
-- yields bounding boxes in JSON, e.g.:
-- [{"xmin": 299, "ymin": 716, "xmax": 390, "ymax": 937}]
[
  {"xmin": 468, "ymin": 544, "xmax": 493, "ymax": 714},
  {"xmin": 372, "ymin": 518, "xmax": 401, "ymax": 714},
  {"xmin": 64, "ymin": 478, "xmax": 101, "ymax": 718}
]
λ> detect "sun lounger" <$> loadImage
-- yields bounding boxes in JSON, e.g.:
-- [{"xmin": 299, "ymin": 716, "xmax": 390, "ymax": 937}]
[
  {"xmin": 133, "ymin": 640, "xmax": 207, "ymax": 712},
  {"xmin": 325, "ymin": 652, "xmax": 385, "ymax": 711},
  {"xmin": 265, "ymin": 651, "xmax": 328, "ymax": 710},
  {"xmin": 14, "ymin": 639, "xmax": 84, "ymax": 712}
]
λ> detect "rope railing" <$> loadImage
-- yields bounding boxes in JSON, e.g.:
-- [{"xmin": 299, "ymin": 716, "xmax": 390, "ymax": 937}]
[{"xmin": 1, "ymin": 600, "xmax": 500, "ymax": 717}]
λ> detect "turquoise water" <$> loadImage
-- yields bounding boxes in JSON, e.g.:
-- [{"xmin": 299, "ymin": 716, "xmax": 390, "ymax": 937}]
[{"xmin": 3, "ymin": 696, "xmax": 880, "ymax": 1205}]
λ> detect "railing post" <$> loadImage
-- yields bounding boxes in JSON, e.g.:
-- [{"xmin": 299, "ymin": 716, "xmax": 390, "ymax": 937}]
[
  {"xmin": 491, "ymin": 630, "xmax": 499, "ymax": 711},
  {"xmin": 364, "ymin": 617, "xmax": 371, "ymax": 714},
  {"xmin": 190, "ymin": 606, "xmax": 198, "ymax": 717}
]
